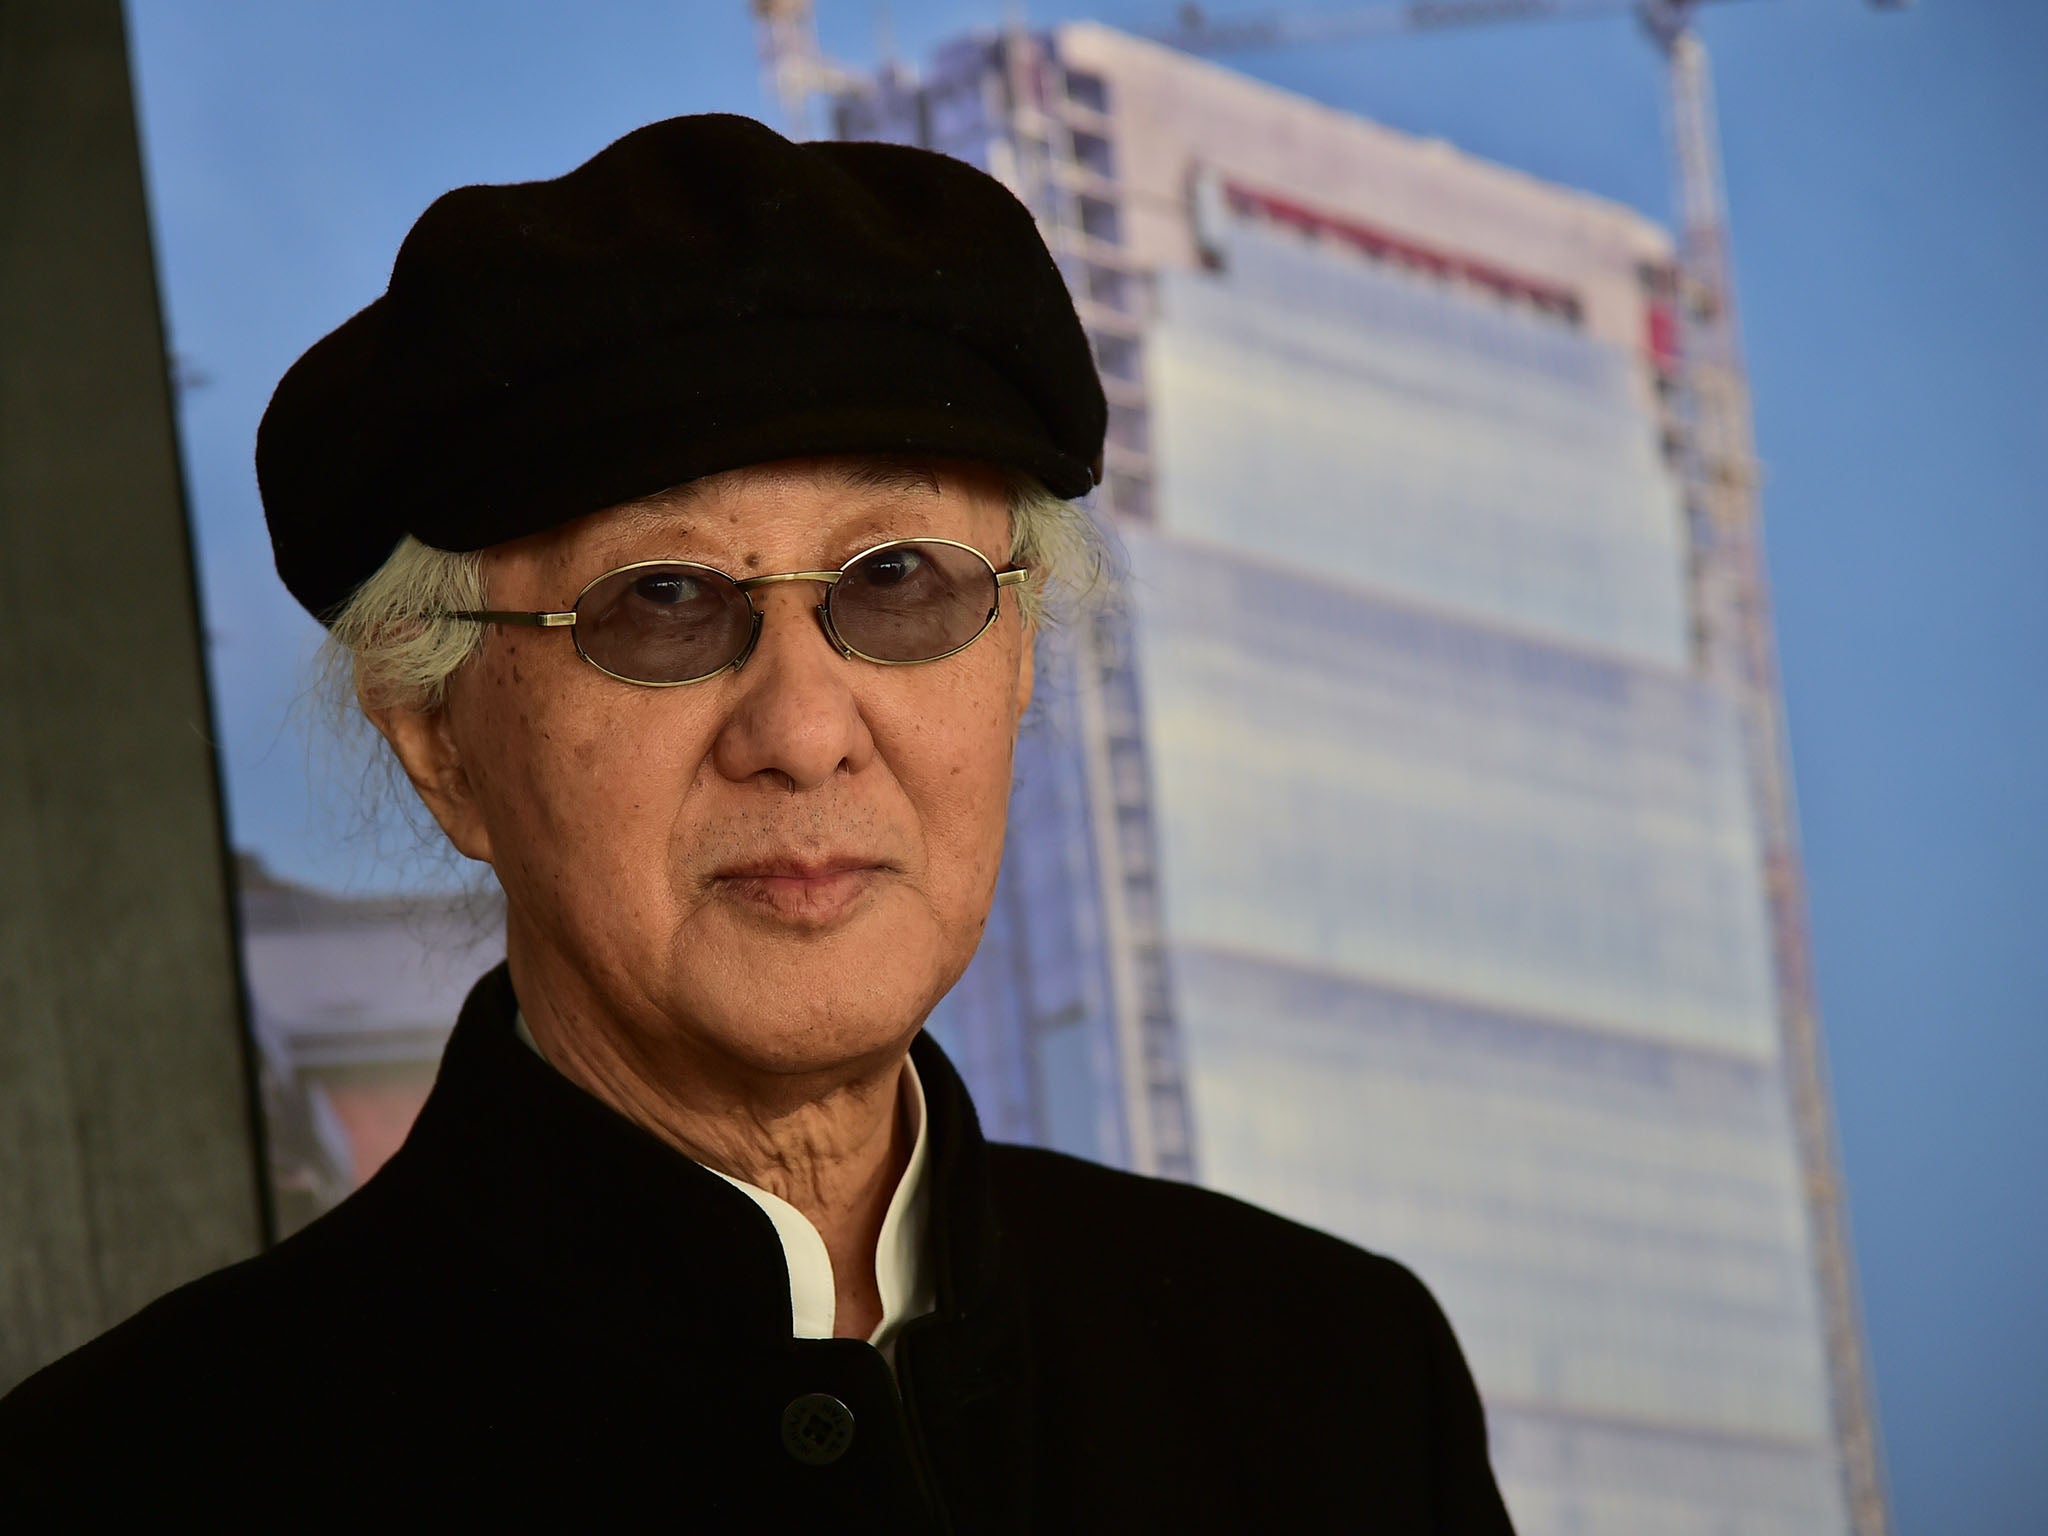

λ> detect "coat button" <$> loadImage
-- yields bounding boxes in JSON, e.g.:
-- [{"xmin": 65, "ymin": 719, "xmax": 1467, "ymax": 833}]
[{"xmin": 781, "ymin": 1393, "xmax": 856, "ymax": 1466}]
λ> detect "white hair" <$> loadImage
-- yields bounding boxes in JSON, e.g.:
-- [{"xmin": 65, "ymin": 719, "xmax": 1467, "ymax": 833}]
[{"xmin": 322, "ymin": 472, "xmax": 1114, "ymax": 719}]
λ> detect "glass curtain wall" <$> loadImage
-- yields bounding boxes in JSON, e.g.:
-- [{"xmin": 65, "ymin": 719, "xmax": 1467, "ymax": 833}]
[{"xmin": 1125, "ymin": 208, "xmax": 1848, "ymax": 1532}]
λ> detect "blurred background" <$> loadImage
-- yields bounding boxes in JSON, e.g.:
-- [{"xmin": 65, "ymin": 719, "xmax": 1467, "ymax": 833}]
[{"xmin": 116, "ymin": 1, "xmax": 2043, "ymax": 1530}]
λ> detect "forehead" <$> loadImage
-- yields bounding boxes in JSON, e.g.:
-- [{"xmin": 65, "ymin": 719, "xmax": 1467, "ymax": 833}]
[
  {"xmin": 542, "ymin": 457, "xmax": 1007, "ymax": 573},
  {"xmin": 621, "ymin": 459, "xmax": 945, "ymax": 532}
]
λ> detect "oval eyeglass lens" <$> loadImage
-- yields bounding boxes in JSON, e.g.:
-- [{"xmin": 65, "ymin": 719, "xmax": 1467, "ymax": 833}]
[
  {"xmin": 831, "ymin": 542, "xmax": 998, "ymax": 663},
  {"xmin": 574, "ymin": 564, "xmax": 754, "ymax": 683}
]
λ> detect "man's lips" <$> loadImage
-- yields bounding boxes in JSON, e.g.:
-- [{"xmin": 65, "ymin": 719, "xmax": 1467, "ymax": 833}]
[
  {"xmin": 714, "ymin": 857, "xmax": 886, "ymax": 882},
  {"xmin": 710, "ymin": 859, "xmax": 890, "ymax": 924}
]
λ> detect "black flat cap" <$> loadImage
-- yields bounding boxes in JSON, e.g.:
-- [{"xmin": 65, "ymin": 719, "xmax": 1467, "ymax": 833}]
[{"xmin": 257, "ymin": 114, "xmax": 1107, "ymax": 622}]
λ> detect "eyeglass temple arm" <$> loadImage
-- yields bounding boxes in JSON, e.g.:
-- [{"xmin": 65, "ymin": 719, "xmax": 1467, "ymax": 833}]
[{"xmin": 446, "ymin": 609, "xmax": 578, "ymax": 627}]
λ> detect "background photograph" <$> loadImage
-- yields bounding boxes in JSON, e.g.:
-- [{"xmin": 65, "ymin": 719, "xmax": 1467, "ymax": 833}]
[{"xmin": 120, "ymin": 2, "xmax": 2045, "ymax": 1530}]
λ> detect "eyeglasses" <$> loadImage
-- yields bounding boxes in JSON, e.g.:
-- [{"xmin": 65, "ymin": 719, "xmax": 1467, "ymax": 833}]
[{"xmin": 445, "ymin": 537, "xmax": 1029, "ymax": 687}]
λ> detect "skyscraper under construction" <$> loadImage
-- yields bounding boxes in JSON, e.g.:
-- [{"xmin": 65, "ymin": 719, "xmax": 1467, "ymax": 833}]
[{"xmin": 837, "ymin": 23, "xmax": 1864, "ymax": 1534}]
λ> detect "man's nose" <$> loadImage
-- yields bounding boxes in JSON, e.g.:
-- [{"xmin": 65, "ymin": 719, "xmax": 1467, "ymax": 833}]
[{"xmin": 709, "ymin": 582, "xmax": 875, "ymax": 792}]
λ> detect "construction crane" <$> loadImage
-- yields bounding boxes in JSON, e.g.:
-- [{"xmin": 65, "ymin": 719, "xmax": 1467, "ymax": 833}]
[
  {"xmin": 748, "ymin": 0, "xmax": 858, "ymax": 138},
  {"xmin": 750, "ymin": 2, "xmax": 1898, "ymax": 1530}
]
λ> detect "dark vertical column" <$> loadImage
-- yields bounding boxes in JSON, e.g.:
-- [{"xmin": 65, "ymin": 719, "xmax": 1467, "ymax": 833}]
[{"xmin": 0, "ymin": 0, "xmax": 268, "ymax": 1390}]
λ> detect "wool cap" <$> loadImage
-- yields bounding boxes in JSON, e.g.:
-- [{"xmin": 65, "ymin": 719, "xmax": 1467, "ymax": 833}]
[{"xmin": 257, "ymin": 113, "xmax": 1107, "ymax": 623}]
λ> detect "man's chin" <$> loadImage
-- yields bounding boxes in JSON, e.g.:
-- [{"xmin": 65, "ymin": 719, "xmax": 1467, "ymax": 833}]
[
  {"xmin": 698, "ymin": 1005, "xmax": 927, "ymax": 1085},
  {"xmin": 675, "ymin": 919, "xmax": 946, "ymax": 1072}
]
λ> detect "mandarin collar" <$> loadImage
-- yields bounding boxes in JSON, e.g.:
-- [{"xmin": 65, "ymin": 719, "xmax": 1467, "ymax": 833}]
[
  {"xmin": 513, "ymin": 1004, "xmax": 937, "ymax": 1351},
  {"xmin": 401, "ymin": 963, "xmax": 1001, "ymax": 1346}
]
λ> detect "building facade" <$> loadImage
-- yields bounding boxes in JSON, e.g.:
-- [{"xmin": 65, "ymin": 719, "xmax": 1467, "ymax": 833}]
[
  {"xmin": 842, "ymin": 24, "xmax": 1855, "ymax": 1533},
  {"xmin": 236, "ymin": 856, "xmax": 504, "ymax": 1237}
]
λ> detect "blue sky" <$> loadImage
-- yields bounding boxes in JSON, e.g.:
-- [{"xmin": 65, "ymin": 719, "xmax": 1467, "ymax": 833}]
[{"xmin": 126, "ymin": 1, "xmax": 2045, "ymax": 1527}]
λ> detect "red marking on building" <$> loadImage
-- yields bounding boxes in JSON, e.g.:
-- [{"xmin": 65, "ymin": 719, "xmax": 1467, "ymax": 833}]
[
  {"xmin": 1646, "ymin": 298, "xmax": 1682, "ymax": 373},
  {"xmin": 1223, "ymin": 180, "xmax": 1582, "ymax": 320}
]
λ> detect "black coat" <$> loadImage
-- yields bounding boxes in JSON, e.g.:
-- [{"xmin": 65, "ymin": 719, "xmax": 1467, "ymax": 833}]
[{"xmin": 1, "ymin": 964, "xmax": 1515, "ymax": 1532}]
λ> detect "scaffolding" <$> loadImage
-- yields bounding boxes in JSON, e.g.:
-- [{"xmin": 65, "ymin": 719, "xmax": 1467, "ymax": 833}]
[{"xmin": 992, "ymin": 23, "xmax": 1198, "ymax": 1180}]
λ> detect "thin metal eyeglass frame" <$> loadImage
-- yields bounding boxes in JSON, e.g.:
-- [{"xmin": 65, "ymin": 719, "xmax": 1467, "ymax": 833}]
[{"xmin": 443, "ymin": 535, "xmax": 1030, "ymax": 688}]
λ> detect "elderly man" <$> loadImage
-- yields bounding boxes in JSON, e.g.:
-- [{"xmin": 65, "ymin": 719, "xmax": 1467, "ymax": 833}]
[{"xmin": 0, "ymin": 116, "xmax": 1513, "ymax": 1531}]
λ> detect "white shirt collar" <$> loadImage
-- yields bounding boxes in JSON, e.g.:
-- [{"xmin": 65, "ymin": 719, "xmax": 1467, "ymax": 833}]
[{"xmin": 513, "ymin": 1010, "xmax": 935, "ymax": 1359}]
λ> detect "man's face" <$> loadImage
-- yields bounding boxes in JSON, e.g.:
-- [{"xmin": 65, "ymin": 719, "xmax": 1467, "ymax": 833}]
[{"xmin": 401, "ymin": 456, "xmax": 1034, "ymax": 1080}]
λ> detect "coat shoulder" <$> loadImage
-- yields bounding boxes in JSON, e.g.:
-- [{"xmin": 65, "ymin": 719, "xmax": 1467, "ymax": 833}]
[
  {"xmin": 981, "ymin": 1144, "xmax": 1514, "ymax": 1531},
  {"xmin": 0, "ymin": 1158, "xmax": 422, "ymax": 1467},
  {"xmin": 986, "ymin": 1140, "xmax": 1442, "ymax": 1322}
]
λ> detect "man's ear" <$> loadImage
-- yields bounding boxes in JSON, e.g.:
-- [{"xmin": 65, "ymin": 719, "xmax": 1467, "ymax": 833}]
[{"xmin": 363, "ymin": 698, "xmax": 495, "ymax": 865}]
